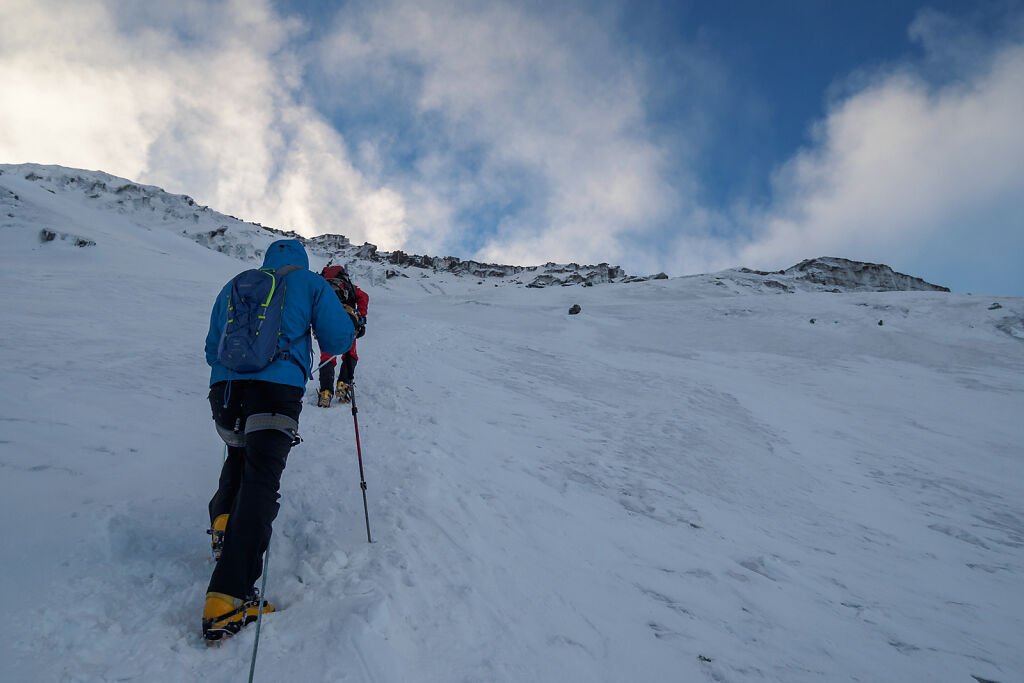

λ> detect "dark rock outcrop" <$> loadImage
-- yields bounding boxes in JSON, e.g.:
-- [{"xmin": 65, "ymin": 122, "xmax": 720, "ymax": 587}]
[
  {"xmin": 40, "ymin": 229, "xmax": 95, "ymax": 247},
  {"xmin": 784, "ymin": 257, "xmax": 949, "ymax": 292}
]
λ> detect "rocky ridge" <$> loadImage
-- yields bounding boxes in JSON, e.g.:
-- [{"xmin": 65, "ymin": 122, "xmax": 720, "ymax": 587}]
[
  {"xmin": 1, "ymin": 164, "xmax": 949, "ymax": 293},
  {"xmin": 738, "ymin": 257, "xmax": 949, "ymax": 293},
  {"xmin": 0, "ymin": 164, "xmax": 636, "ymax": 288}
]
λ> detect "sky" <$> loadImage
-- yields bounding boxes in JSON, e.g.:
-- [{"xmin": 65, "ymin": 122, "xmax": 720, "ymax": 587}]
[{"xmin": 1, "ymin": 0, "xmax": 1022, "ymax": 294}]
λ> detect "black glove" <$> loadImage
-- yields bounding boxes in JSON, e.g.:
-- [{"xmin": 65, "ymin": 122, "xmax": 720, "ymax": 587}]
[{"xmin": 345, "ymin": 305, "xmax": 366, "ymax": 338}]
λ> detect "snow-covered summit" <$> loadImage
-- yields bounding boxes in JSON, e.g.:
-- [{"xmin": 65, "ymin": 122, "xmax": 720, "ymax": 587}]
[
  {"xmin": 738, "ymin": 257, "xmax": 949, "ymax": 292},
  {"xmin": 1, "ymin": 164, "xmax": 948, "ymax": 293},
  {"xmin": 681, "ymin": 257, "xmax": 949, "ymax": 297},
  {"xmin": 0, "ymin": 163, "xmax": 630, "ymax": 288}
]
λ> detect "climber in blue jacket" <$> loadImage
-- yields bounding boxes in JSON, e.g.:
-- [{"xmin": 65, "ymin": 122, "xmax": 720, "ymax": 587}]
[{"xmin": 201, "ymin": 239, "xmax": 356, "ymax": 641}]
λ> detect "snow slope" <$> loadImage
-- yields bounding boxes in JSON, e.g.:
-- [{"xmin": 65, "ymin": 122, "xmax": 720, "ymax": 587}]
[{"xmin": 1, "ymin": 167, "xmax": 1023, "ymax": 683}]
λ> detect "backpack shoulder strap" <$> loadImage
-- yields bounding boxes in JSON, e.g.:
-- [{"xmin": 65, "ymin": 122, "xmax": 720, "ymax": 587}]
[{"xmin": 270, "ymin": 263, "xmax": 308, "ymax": 361}]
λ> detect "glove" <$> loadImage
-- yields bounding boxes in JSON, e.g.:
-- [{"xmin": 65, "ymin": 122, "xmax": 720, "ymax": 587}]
[{"xmin": 345, "ymin": 305, "xmax": 366, "ymax": 338}]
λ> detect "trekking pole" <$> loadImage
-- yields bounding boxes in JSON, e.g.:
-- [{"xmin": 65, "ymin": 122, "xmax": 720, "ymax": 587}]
[
  {"xmin": 349, "ymin": 384, "xmax": 372, "ymax": 543},
  {"xmin": 314, "ymin": 355, "xmax": 338, "ymax": 373},
  {"xmin": 248, "ymin": 543, "xmax": 271, "ymax": 683}
]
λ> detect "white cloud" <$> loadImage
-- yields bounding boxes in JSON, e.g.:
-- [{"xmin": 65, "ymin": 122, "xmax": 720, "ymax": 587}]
[
  {"xmin": 728, "ymin": 31, "xmax": 1024, "ymax": 290},
  {"xmin": 317, "ymin": 0, "xmax": 679, "ymax": 263},
  {"xmin": 0, "ymin": 0, "xmax": 411, "ymax": 249}
]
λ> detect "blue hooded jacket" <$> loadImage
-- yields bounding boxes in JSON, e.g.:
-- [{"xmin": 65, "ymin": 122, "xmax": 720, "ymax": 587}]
[{"xmin": 205, "ymin": 239, "xmax": 356, "ymax": 389}]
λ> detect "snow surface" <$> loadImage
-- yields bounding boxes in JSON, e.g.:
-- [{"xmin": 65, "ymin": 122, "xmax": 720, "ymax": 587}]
[{"xmin": 1, "ymin": 167, "xmax": 1023, "ymax": 683}]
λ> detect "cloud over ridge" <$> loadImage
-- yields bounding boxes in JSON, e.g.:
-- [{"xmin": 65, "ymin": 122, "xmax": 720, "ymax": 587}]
[
  {"xmin": 0, "ymin": 0, "xmax": 411, "ymax": 248},
  {"xmin": 316, "ymin": 0, "xmax": 677, "ymax": 263},
  {"xmin": 735, "ymin": 13, "xmax": 1024, "ymax": 292}
]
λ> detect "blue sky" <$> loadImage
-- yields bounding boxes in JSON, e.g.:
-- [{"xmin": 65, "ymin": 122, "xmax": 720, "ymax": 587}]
[{"xmin": 1, "ymin": 0, "xmax": 1022, "ymax": 294}]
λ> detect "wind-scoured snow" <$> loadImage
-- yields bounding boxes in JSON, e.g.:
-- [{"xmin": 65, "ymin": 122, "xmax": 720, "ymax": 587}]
[{"xmin": 1, "ymin": 167, "xmax": 1022, "ymax": 683}]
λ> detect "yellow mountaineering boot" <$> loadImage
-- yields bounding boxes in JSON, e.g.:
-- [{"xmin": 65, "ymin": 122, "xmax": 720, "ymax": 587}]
[
  {"xmin": 336, "ymin": 381, "xmax": 352, "ymax": 404},
  {"xmin": 202, "ymin": 591, "xmax": 275, "ymax": 642},
  {"xmin": 207, "ymin": 514, "xmax": 228, "ymax": 561},
  {"xmin": 317, "ymin": 389, "xmax": 333, "ymax": 407}
]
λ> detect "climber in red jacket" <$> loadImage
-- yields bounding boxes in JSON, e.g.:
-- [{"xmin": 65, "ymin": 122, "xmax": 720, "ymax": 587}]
[{"xmin": 317, "ymin": 265, "xmax": 368, "ymax": 406}]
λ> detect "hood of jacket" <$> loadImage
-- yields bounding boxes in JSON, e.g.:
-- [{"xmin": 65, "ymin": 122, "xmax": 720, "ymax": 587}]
[
  {"xmin": 262, "ymin": 239, "xmax": 309, "ymax": 271},
  {"xmin": 321, "ymin": 265, "xmax": 346, "ymax": 280}
]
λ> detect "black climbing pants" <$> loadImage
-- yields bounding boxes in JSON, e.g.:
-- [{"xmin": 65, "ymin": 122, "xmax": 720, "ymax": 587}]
[
  {"xmin": 207, "ymin": 380, "xmax": 303, "ymax": 599},
  {"xmin": 319, "ymin": 353, "xmax": 357, "ymax": 393}
]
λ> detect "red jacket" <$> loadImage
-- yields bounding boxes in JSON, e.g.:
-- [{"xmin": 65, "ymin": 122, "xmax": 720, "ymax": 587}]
[{"xmin": 320, "ymin": 266, "xmax": 368, "ymax": 360}]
